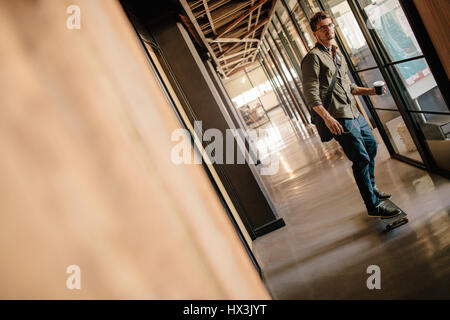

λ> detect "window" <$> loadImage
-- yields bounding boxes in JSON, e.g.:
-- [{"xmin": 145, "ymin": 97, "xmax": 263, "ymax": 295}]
[{"xmin": 360, "ymin": 0, "xmax": 423, "ymax": 62}]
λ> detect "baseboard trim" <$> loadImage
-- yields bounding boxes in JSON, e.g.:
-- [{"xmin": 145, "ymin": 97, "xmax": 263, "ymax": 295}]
[{"xmin": 254, "ymin": 218, "xmax": 286, "ymax": 238}]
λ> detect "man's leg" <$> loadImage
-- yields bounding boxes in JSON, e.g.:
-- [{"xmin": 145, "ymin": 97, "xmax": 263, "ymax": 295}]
[
  {"xmin": 334, "ymin": 118, "xmax": 380, "ymax": 212},
  {"xmin": 358, "ymin": 114, "xmax": 377, "ymax": 188},
  {"xmin": 358, "ymin": 114, "xmax": 391, "ymax": 199}
]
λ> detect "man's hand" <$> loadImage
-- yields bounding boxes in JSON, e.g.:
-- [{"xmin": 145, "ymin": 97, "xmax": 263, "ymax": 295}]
[
  {"xmin": 370, "ymin": 86, "xmax": 387, "ymax": 95},
  {"xmin": 324, "ymin": 114, "xmax": 344, "ymax": 135},
  {"xmin": 312, "ymin": 105, "xmax": 344, "ymax": 135}
]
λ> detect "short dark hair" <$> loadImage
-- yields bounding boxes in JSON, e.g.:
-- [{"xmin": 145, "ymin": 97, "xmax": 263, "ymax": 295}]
[{"xmin": 310, "ymin": 11, "xmax": 331, "ymax": 32}]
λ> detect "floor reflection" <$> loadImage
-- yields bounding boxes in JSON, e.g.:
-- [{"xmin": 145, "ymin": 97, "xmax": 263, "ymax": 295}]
[{"xmin": 253, "ymin": 108, "xmax": 450, "ymax": 299}]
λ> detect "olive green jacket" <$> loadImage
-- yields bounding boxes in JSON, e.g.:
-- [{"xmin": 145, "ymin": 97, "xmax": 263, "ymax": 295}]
[{"xmin": 301, "ymin": 43, "xmax": 360, "ymax": 119}]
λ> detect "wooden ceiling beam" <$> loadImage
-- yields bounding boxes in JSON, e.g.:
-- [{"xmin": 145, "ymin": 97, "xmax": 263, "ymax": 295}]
[
  {"xmin": 243, "ymin": 0, "xmax": 255, "ymax": 59},
  {"xmin": 181, "ymin": 0, "xmax": 279, "ymax": 78},
  {"xmin": 251, "ymin": 0, "xmax": 277, "ymax": 64},
  {"xmin": 202, "ymin": 0, "xmax": 217, "ymax": 35},
  {"xmin": 193, "ymin": 0, "xmax": 232, "ymax": 17},
  {"xmin": 214, "ymin": 0, "xmax": 268, "ymax": 40},
  {"xmin": 217, "ymin": 16, "xmax": 269, "ymax": 59},
  {"xmin": 244, "ymin": 4, "xmax": 262, "ymax": 58},
  {"xmin": 207, "ymin": 37, "xmax": 260, "ymax": 43},
  {"xmin": 194, "ymin": 0, "xmax": 239, "ymax": 19},
  {"xmin": 221, "ymin": 56, "xmax": 249, "ymax": 69},
  {"xmin": 218, "ymin": 47, "xmax": 257, "ymax": 61},
  {"xmin": 198, "ymin": 1, "xmax": 250, "ymax": 29},
  {"xmin": 226, "ymin": 60, "xmax": 254, "ymax": 76},
  {"xmin": 179, "ymin": 0, "xmax": 226, "ymax": 76}
]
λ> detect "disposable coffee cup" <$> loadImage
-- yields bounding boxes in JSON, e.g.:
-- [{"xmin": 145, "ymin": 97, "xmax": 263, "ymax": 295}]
[{"xmin": 373, "ymin": 81, "xmax": 385, "ymax": 95}]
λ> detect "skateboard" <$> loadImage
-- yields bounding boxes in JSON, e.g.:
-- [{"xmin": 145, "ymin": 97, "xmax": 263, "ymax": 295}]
[{"xmin": 380, "ymin": 200, "xmax": 408, "ymax": 231}]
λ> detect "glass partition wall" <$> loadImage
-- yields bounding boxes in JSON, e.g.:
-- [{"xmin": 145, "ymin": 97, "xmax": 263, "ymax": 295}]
[
  {"xmin": 269, "ymin": 0, "xmax": 449, "ymax": 177},
  {"xmin": 223, "ymin": 65, "xmax": 274, "ymax": 130},
  {"xmin": 355, "ymin": 0, "xmax": 450, "ymax": 174}
]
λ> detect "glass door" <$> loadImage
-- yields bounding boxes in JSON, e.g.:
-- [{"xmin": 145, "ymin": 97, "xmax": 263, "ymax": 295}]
[{"xmin": 355, "ymin": 0, "xmax": 450, "ymax": 174}]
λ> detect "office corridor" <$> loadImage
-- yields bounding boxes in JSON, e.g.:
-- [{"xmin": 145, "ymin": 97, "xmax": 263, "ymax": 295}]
[{"xmin": 253, "ymin": 108, "xmax": 450, "ymax": 299}]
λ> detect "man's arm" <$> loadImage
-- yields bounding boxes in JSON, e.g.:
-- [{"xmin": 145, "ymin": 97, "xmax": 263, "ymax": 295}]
[
  {"xmin": 351, "ymin": 85, "xmax": 386, "ymax": 96},
  {"xmin": 301, "ymin": 53, "xmax": 344, "ymax": 135}
]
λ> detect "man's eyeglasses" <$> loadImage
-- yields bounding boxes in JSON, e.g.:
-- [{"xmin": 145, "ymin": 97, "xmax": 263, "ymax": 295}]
[{"xmin": 317, "ymin": 22, "xmax": 335, "ymax": 32}]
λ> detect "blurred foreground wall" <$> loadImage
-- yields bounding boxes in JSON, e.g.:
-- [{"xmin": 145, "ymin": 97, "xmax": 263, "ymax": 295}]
[{"xmin": 0, "ymin": 0, "xmax": 269, "ymax": 299}]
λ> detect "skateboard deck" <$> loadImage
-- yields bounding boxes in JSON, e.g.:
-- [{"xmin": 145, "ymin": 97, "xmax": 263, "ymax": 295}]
[{"xmin": 380, "ymin": 200, "xmax": 408, "ymax": 231}]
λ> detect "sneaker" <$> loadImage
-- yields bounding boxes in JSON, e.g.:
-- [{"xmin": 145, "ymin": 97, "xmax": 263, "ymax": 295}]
[
  {"xmin": 373, "ymin": 186, "xmax": 391, "ymax": 200},
  {"xmin": 368, "ymin": 201, "xmax": 401, "ymax": 218}
]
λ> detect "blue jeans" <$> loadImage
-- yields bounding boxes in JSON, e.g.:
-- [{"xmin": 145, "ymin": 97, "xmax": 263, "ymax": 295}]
[{"xmin": 333, "ymin": 114, "xmax": 380, "ymax": 212}]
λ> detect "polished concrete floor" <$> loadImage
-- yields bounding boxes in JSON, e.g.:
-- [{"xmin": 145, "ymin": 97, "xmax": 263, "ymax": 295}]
[{"xmin": 253, "ymin": 108, "xmax": 450, "ymax": 299}]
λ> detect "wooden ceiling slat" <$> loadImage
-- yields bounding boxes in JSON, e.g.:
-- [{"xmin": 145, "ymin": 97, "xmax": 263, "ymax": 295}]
[
  {"xmin": 181, "ymin": 0, "xmax": 277, "ymax": 77},
  {"xmin": 217, "ymin": 16, "xmax": 269, "ymax": 58},
  {"xmin": 214, "ymin": 0, "xmax": 268, "ymax": 39}
]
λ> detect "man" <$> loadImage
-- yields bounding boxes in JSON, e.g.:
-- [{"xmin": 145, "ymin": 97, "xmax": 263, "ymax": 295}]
[{"xmin": 301, "ymin": 11, "xmax": 400, "ymax": 218}]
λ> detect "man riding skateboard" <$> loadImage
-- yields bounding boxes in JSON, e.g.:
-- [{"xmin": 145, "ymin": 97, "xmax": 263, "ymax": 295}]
[{"xmin": 301, "ymin": 11, "xmax": 401, "ymax": 218}]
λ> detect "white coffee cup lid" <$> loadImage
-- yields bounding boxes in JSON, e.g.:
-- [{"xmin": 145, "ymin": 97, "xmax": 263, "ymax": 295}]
[{"xmin": 373, "ymin": 81, "xmax": 385, "ymax": 86}]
